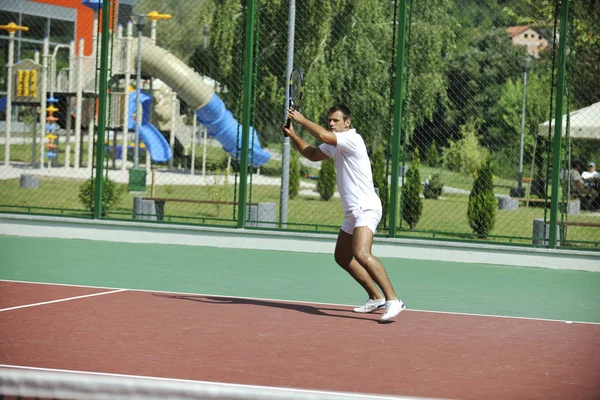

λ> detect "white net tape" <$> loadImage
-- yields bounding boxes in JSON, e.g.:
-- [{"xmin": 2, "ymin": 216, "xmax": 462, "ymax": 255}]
[{"xmin": 0, "ymin": 367, "xmax": 447, "ymax": 400}]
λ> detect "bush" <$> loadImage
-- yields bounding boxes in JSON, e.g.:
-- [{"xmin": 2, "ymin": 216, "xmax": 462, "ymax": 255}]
[
  {"xmin": 467, "ymin": 159, "xmax": 497, "ymax": 238},
  {"xmin": 317, "ymin": 157, "xmax": 336, "ymax": 201},
  {"xmin": 489, "ymin": 148, "xmax": 519, "ymax": 180},
  {"xmin": 289, "ymin": 151, "xmax": 300, "ymax": 199},
  {"xmin": 259, "ymin": 162, "xmax": 282, "ymax": 177},
  {"xmin": 209, "ymin": 167, "xmax": 230, "ymax": 214},
  {"xmin": 423, "ymin": 173, "xmax": 444, "ymax": 199},
  {"xmin": 402, "ymin": 148, "xmax": 423, "ymax": 230},
  {"xmin": 371, "ymin": 145, "xmax": 388, "ymax": 227},
  {"xmin": 425, "ymin": 142, "xmax": 440, "ymax": 167},
  {"xmin": 78, "ymin": 177, "xmax": 124, "ymax": 215},
  {"xmin": 442, "ymin": 122, "xmax": 489, "ymax": 176}
]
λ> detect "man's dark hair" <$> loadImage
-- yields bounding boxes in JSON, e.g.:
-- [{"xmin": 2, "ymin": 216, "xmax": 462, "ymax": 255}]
[
  {"xmin": 328, "ymin": 104, "xmax": 351, "ymax": 120},
  {"xmin": 571, "ymin": 159, "xmax": 585, "ymax": 171}
]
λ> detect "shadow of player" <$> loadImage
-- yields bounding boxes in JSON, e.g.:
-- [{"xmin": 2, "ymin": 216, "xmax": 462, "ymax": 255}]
[{"xmin": 152, "ymin": 293, "xmax": 387, "ymax": 323}]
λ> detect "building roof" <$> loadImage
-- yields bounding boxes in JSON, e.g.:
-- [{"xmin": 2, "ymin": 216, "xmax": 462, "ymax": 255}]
[
  {"xmin": 0, "ymin": 0, "xmax": 76, "ymax": 22},
  {"xmin": 507, "ymin": 25, "xmax": 531, "ymax": 38}
]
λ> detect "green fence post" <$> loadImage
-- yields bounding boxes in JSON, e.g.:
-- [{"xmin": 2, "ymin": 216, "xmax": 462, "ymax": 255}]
[
  {"xmin": 548, "ymin": 0, "xmax": 570, "ymax": 248},
  {"xmin": 388, "ymin": 0, "xmax": 409, "ymax": 238},
  {"xmin": 237, "ymin": 0, "xmax": 256, "ymax": 228},
  {"xmin": 92, "ymin": 0, "xmax": 112, "ymax": 219}
]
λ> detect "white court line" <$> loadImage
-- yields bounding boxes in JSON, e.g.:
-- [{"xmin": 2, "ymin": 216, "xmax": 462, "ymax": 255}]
[
  {"xmin": 0, "ymin": 288, "xmax": 127, "ymax": 312},
  {"xmin": 1, "ymin": 279, "xmax": 599, "ymax": 325}
]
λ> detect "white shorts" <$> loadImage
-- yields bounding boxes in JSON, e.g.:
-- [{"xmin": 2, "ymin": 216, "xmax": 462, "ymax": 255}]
[{"xmin": 341, "ymin": 208, "xmax": 382, "ymax": 235}]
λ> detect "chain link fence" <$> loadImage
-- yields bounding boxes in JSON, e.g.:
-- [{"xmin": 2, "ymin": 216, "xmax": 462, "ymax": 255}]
[{"xmin": 1, "ymin": 0, "xmax": 598, "ymax": 247}]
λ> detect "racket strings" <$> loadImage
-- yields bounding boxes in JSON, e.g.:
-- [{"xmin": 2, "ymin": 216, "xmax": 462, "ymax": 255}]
[{"xmin": 289, "ymin": 67, "xmax": 303, "ymax": 109}]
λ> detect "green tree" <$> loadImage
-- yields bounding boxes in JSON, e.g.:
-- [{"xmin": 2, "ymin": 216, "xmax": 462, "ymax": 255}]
[
  {"xmin": 78, "ymin": 177, "xmax": 124, "ymax": 215},
  {"xmin": 488, "ymin": 70, "xmax": 551, "ymax": 179},
  {"xmin": 371, "ymin": 145, "xmax": 388, "ymax": 227},
  {"xmin": 504, "ymin": 0, "xmax": 600, "ymax": 106},
  {"xmin": 467, "ymin": 159, "xmax": 497, "ymax": 238},
  {"xmin": 402, "ymin": 148, "xmax": 423, "ymax": 230},
  {"xmin": 317, "ymin": 158, "xmax": 336, "ymax": 201},
  {"xmin": 135, "ymin": 0, "xmax": 213, "ymax": 64},
  {"xmin": 289, "ymin": 150, "xmax": 300, "ymax": 199},
  {"xmin": 445, "ymin": 28, "xmax": 524, "ymax": 143},
  {"xmin": 329, "ymin": 0, "xmax": 396, "ymax": 148},
  {"xmin": 442, "ymin": 122, "xmax": 489, "ymax": 176},
  {"xmin": 406, "ymin": 0, "xmax": 456, "ymax": 132},
  {"xmin": 252, "ymin": 0, "xmax": 398, "ymax": 146},
  {"xmin": 406, "ymin": 0, "xmax": 459, "ymax": 153},
  {"xmin": 425, "ymin": 142, "xmax": 440, "ymax": 167}
]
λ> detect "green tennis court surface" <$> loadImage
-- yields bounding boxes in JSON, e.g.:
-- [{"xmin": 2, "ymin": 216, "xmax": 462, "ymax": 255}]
[
  {"xmin": 1, "ymin": 234, "xmax": 600, "ymax": 400},
  {"xmin": 1, "ymin": 235, "xmax": 599, "ymax": 323}
]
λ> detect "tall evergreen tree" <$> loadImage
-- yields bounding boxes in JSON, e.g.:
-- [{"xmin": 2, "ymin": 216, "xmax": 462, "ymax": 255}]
[
  {"xmin": 289, "ymin": 150, "xmax": 300, "ymax": 199},
  {"xmin": 371, "ymin": 145, "xmax": 388, "ymax": 228},
  {"xmin": 467, "ymin": 158, "xmax": 497, "ymax": 238},
  {"xmin": 402, "ymin": 148, "xmax": 423, "ymax": 230},
  {"xmin": 317, "ymin": 158, "xmax": 336, "ymax": 201}
]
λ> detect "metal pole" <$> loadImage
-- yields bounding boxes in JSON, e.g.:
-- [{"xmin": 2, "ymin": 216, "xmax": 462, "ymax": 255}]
[
  {"xmin": 92, "ymin": 10, "xmax": 98, "ymax": 59},
  {"xmin": 388, "ymin": 0, "xmax": 409, "ymax": 238},
  {"xmin": 50, "ymin": 44, "xmax": 71, "ymax": 96},
  {"xmin": 150, "ymin": 20, "xmax": 157, "ymax": 43},
  {"xmin": 169, "ymin": 93, "xmax": 176, "ymax": 169},
  {"xmin": 4, "ymin": 31, "xmax": 14, "ymax": 165},
  {"xmin": 202, "ymin": 124, "xmax": 207, "ymax": 176},
  {"xmin": 201, "ymin": 25, "xmax": 209, "ymax": 177},
  {"xmin": 518, "ymin": 58, "xmax": 530, "ymax": 189},
  {"xmin": 191, "ymin": 110, "xmax": 196, "ymax": 175},
  {"xmin": 93, "ymin": 0, "xmax": 112, "ymax": 219},
  {"xmin": 39, "ymin": 37, "xmax": 49, "ymax": 170},
  {"xmin": 16, "ymin": 13, "xmax": 22, "ymax": 61},
  {"xmin": 548, "ymin": 0, "xmax": 570, "ymax": 248},
  {"xmin": 121, "ymin": 22, "xmax": 133, "ymax": 170},
  {"xmin": 237, "ymin": 0, "xmax": 256, "ymax": 228},
  {"xmin": 279, "ymin": 0, "xmax": 295, "ymax": 227},
  {"xmin": 133, "ymin": 15, "xmax": 145, "ymax": 169},
  {"xmin": 64, "ymin": 39, "xmax": 76, "ymax": 169},
  {"xmin": 74, "ymin": 38, "xmax": 84, "ymax": 169}
]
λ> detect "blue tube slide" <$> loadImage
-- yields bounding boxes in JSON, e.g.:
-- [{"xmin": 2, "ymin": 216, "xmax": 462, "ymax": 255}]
[
  {"xmin": 195, "ymin": 93, "xmax": 270, "ymax": 168},
  {"xmin": 137, "ymin": 37, "xmax": 271, "ymax": 168},
  {"xmin": 128, "ymin": 90, "xmax": 172, "ymax": 163}
]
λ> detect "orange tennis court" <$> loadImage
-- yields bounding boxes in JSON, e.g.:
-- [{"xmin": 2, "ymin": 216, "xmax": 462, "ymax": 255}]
[{"xmin": 2, "ymin": 274, "xmax": 599, "ymax": 399}]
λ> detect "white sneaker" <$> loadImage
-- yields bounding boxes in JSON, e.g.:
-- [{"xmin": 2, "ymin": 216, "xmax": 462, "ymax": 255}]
[
  {"xmin": 380, "ymin": 300, "xmax": 406, "ymax": 322},
  {"xmin": 353, "ymin": 297, "xmax": 386, "ymax": 313}
]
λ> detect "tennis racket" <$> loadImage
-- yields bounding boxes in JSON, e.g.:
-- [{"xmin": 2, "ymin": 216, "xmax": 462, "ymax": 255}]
[{"xmin": 284, "ymin": 66, "xmax": 304, "ymax": 133}]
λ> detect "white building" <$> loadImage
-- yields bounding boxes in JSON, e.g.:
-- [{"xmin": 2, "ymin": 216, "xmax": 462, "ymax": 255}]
[{"xmin": 507, "ymin": 25, "xmax": 549, "ymax": 58}]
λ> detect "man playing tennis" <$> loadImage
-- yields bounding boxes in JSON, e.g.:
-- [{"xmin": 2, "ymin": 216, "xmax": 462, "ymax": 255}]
[{"xmin": 282, "ymin": 104, "xmax": 405, "ymax": 322}]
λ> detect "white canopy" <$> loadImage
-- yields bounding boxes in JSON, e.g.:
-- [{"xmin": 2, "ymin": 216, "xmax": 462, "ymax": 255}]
[{"xmin": 538, "ymin": 101, "xmax": 600, "ymax": 139}]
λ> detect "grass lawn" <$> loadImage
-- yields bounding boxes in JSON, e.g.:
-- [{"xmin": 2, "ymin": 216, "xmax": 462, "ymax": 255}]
[
  {"xmin": 1, "ymin": 143, "xmax": 598, "ymax": 247},
  {"xmin": 1, "ymin": 171, "xmax": 598, "ymax": 247}
]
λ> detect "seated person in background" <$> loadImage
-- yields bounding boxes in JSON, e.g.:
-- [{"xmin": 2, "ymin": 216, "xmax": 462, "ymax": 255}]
[
  {"xmin": 582, "ymin": 161, "xmax": 600, "ymax": 187},
  {"xmin": 569, "ymin": 160, "xmax": 599, "ymax": 209}
]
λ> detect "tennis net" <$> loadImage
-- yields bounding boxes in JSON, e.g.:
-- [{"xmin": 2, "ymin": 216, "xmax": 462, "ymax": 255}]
[{"xmin": 0, "ymin": 367, "xmax": 448, "ymax": 400}]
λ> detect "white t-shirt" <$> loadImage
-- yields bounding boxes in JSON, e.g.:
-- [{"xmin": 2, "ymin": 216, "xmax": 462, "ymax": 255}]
[
  {"xmin": 582, "ymin": 171, "xmax": 600, "ymax": 180},
  {"xmin": 319, "ymin": 129, "xmax": 382, "ymax": 214}
]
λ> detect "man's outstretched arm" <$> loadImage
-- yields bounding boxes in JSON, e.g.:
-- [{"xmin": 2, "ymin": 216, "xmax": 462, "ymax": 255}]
[
  {"xmin": 282, "ymin": 123, "xmax": 329, "ymax": 162},
  {"xmin": 287, "ymin": 109, "xmax": 337, "ymax": 146}
]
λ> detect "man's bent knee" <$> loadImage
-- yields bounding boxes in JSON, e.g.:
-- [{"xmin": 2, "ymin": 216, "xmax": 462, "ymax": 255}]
[{"xmin": 353, "ymin": 249, "xmax": 373, "ymax": 267}]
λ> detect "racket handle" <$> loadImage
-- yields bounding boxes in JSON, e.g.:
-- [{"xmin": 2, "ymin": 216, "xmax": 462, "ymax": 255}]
[{"xmin": 284, "ymin": 117, "xmax": 292, "ymax": 134}]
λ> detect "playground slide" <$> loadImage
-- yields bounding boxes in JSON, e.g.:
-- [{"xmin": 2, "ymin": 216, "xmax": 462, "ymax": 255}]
[
  {"xmin": 136, "ymin": 37, "xmax": 270, "ymax": 167},
  {"xmin": 128, "ymin": 89, "xmax": 172, "ymax": 163},
  {"xmin": 138, "ymin": 124, "xmax": 172, "ymax": 163}
]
